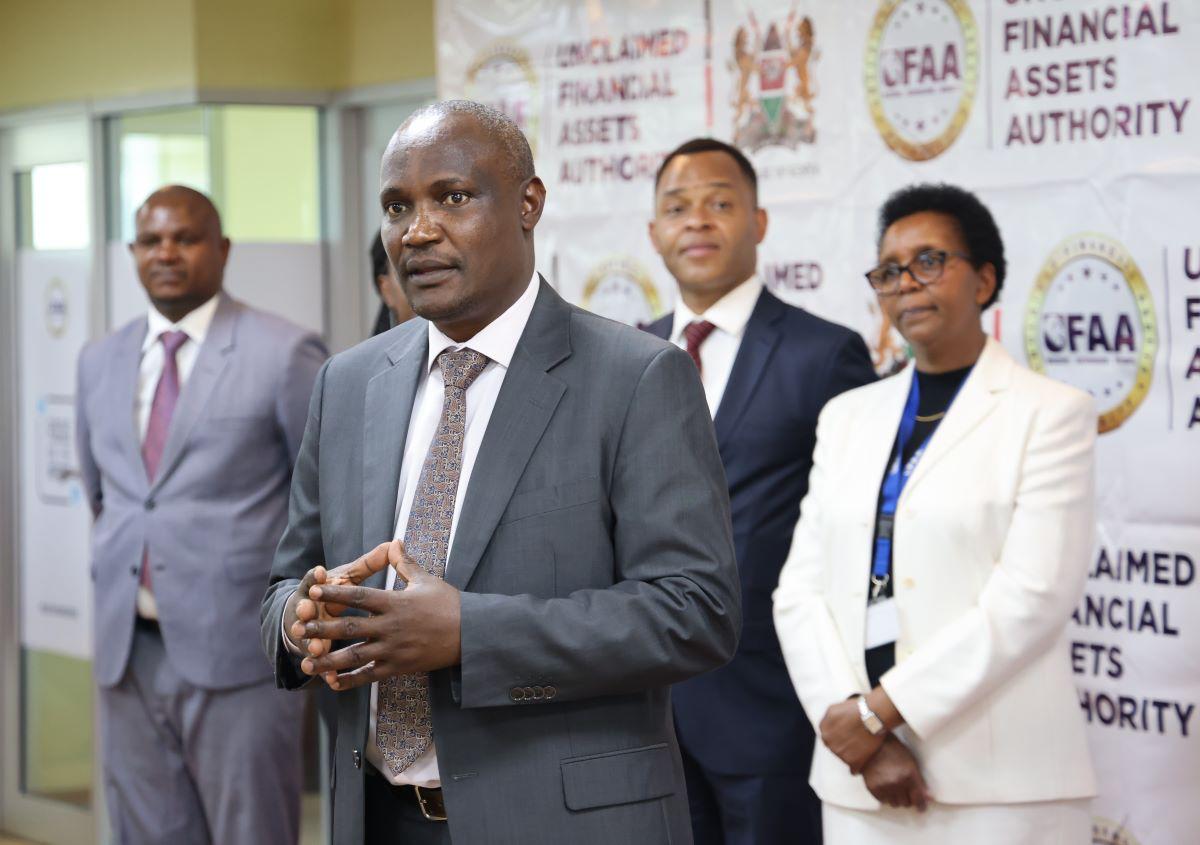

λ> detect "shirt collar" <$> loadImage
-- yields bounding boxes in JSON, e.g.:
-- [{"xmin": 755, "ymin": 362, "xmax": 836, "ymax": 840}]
[
  {"xmin": 425, "ymin": 271, "xmax": 540, "ymax": 373},
  {"xmin": 142, "ymin": 294, "xmax": 221, "ymax": 353},
  {"xmin": 670, "ymin": 275, "xmax": 763, "ymax": 343}
]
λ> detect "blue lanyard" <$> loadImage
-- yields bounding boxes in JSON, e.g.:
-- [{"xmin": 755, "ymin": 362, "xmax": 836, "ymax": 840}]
[{"xmin": 871, "ymin": 375, "xmax": 936, "ymax": 600}]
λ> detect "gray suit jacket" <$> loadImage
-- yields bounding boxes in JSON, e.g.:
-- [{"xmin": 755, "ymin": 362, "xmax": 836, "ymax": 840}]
[
  {"xmin": 77, "ymin": 292, "xmax": 328, "ymax": 689},
  {"xmin": 261, "ymin": 281, "xmax": 740, "ymax": 845}
]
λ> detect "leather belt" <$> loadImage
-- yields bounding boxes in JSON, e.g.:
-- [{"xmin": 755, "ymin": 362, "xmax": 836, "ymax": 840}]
[
  {"xmin": 410, "ymin": 785, "xmax": 447, "ymax": 822},
  {"xmin": 367, "ymin": 766, "xmax": 447, "ymax": 822}
]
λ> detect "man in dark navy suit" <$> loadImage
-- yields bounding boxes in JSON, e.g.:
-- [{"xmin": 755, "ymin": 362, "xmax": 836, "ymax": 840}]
[{"xmin": 645, "ymin": 139, "xmax": 876, "ymax": 844}]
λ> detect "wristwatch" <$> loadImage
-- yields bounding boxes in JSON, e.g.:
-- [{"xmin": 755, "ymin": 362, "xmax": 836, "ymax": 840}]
[{"xmin": 856, "ymin": 695, "xmax": 886, "ymax": 735}]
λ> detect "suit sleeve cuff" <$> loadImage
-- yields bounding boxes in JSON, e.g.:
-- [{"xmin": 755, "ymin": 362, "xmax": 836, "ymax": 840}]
[{"xmin": 281, "ymin": 614, "xmax": 304, "ymax": 656}]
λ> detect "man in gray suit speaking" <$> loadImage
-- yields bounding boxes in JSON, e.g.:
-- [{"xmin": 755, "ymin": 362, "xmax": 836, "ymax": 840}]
[
  {"xmin": 260, "ymin": 101, "xmax": 741, "ymax": 844},
  {"xmin": 76, "ymin": 186, "xmax": 327, "ymax": 843}
]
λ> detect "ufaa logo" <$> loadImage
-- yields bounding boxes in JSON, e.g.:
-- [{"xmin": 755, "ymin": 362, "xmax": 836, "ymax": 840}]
[
  {"xmin": 465, "ymin": 42, "xmax": 539, "ymax": 155},
  {"xmin": 45, "ymin": 277, "xmax": 68, "ymax": 338},
  {"xmin": 582, "ymin": 257, "xmax": 661, "ymax": 327},
  {"xmin": 1024, "ymin": 234, "xmax": 1157, "ymax": 433},
  {"xmin": 864, "ymin": 0, "xmax": 979, "ymax": 161}
]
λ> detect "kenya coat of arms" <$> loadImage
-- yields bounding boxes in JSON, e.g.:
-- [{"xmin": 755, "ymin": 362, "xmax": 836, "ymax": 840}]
[{"xmin": 730, "ymin": 11, "xmax": 818, "ymax": 152}]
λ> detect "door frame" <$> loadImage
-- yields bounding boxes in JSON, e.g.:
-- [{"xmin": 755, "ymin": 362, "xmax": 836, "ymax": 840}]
[{"xmin": 0, "ymin": 106, "xmax": 106, "ymax": 845}]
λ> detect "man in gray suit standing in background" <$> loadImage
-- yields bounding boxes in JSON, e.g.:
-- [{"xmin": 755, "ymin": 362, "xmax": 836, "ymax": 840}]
[
  {"xmin": 261, "ymin": 100, "xmax": 741, "ymax": 845},
  {"xmin": 76, "ymin": 185, "xmax": 327, "ymax": 844}
]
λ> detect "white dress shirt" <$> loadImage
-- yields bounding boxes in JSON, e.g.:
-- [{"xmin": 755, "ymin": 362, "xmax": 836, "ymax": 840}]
[
  {"xmin": 669, "ymin": 276, "xmax": 762, "ymax": 416},
  {"xmin": 135, "ymin": 294, "xmax": 220, "ymax": 618},
  {"xmin": 365, "ymin": 271, "xmax": 541, "ymax": 787}
]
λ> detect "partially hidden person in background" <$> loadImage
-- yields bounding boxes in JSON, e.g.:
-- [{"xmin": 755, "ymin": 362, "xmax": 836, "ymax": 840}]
[
  {"xmin": 371, "ymin": 229, "xmax": 416, "ymax": 336},
  {"xmin": 773, "ymin": 183, "xmax": 1097, "ymax": 843},
  {"xmin": 261, "ymin": 101, "xmax": 741, "ymax": 845},
  {"xmin": 76, "ymin": 185, "xmax": 328, "ymax": 844},
  {"xmin": 643, "ymin": 137, "xmax": 876, "ymax": 845}
]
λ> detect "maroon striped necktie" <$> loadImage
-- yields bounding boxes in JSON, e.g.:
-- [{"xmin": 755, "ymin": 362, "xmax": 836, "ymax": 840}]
[
  {"xmin": 683, "ymin": 320, "xmax": 717, "ymax": 374},
  {"xmin": 139, "ymin": 330, "xmax": 188, "ymax": 589}
]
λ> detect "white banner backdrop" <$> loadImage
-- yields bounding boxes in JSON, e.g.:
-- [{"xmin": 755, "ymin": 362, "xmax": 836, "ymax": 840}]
[{"xmin": 438, "ymin": 2, "xmax": 1200, "ymax": 842}]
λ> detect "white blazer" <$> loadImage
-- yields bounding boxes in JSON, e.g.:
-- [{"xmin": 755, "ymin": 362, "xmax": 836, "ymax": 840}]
[{"xmin": 773, "ymin": 338, "xmax": 1097, "ymax": 809}]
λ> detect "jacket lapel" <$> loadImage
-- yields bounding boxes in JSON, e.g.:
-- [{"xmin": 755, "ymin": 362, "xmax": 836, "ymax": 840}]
[
  {"xmin": 149, "ymin": 294, "xmax": 237, "ymax": 494},
  {"xmin": 900, "ymin": 338, "xmax": 1012, "ymax": 503},
  {"xmin": 853, "ymin": 365, "xmax": 914, "ymax": 516},
  {"xmin": 712, "ymin": 289, "xmax": 784, "ymax": 447},
  {"xmin": 114, "ymin": 318, "xmax": 150, "ymax": 486},
  {"xmin": 362, "ymin": 324, "xmax": 428, "ymax": 590},
  {"xmin": 827, "ymin": 367, "xmax": 913, "ymax": 596},
  {"xmin": 643, "ymin": 313, "xmax": 671, "ymax": 341},
  {"xmin": 445, "ymin": 281, "xmax": 569, "ymax": 591}
]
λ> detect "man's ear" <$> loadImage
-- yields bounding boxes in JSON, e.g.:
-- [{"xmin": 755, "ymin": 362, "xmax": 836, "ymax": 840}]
[
  {"xmin": 521, "ymin": 177, "xmax": 547, "ymax": 231},
  {"xmin": 755, "ymin": 207, "xmax": 768, "ymax": 245}
]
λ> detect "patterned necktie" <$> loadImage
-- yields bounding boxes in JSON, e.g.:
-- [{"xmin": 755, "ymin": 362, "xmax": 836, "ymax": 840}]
[
  {"xmin": 140, "ymin": 330, "xmax": 188, "ymax": 590},
  {"xmin": 683, "ymin": 319, "xmax": 717, "ymax": 374},
  {"xmin": 377, "ymin": 347, "xmax": 490, "ymax": 777}
]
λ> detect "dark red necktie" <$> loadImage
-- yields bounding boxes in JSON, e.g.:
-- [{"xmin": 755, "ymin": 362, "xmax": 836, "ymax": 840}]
[
  {"xmin": 682, "ymin": 320, "xmax": 717, "ymax": 374},
  {"xmin": 140, "ymin": 330, "xmax": 188, "ymax": 588}
]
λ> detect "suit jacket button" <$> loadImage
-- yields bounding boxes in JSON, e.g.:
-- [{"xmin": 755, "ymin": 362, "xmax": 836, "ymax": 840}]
[
  {"xmin": 531, "ymin": 685, "xmax": 544, "ymax": 700},
  {"xmin": 524, "ymin": 686, "xmax": 535, "ymax": 699},
  {"xmin": 510, "ymin": 687, "xmax": 525, "ymax": 701},
  {"xmin": 144, "ymin": 498, "xmax": 156, "ymax": 510},
  {"xmin": 130, "ymin": 565, "xmax": 138, "ymax": 576},
  {"xmin": 352, "ymin": 749, "xmax": 361, "ymax": 769},
  {"xmin": 544, "ymin": 685, "xmax": 557, "ymax": 700}
]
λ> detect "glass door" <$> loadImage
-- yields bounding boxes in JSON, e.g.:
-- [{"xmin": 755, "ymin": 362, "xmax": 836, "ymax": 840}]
[
  {"xmin": 0, "ymin": 117, "xmax": 99, "ymax": 844},
  {"xmin": 103, "ymin": 103, "xmax": 327, "ymax": 845}
]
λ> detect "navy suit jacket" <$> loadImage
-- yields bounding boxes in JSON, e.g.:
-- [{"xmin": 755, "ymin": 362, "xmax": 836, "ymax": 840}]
[{"xmin": 646, "ymin": 287, "xmax": 876, "ymax": 774}]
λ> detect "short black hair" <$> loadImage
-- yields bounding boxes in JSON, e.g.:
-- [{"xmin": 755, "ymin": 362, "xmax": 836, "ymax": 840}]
[
  {"xmin": 396, "ymin": 99, "xmax": 535, "ymax": 184},
  {"xmin": 370, "ymin": 230, "xmax": 390, "ymax": 287},
  {"xmin": 138, "ymin": 184, "xmax": 224, "ymax": 236},
  {"xmin": 369, "ymin": 231, "xmax": 391, "ymax": 336},
  {"xmin": 878, "ymin": 183, "xmax": 1006, "ymax": 310},
  {"xmin": 655, "ymin": 138, "xmax": 758, "ymax": 201}
]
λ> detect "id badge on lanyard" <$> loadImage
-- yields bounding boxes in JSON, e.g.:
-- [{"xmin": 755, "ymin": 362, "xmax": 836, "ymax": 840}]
[
  {"xmin": 867, "ymin": 377, "xmax": 929, "ymax": 650},
  {"xmin": 865, "ymin": 598, "xmax": 900, "ymax": 651}
]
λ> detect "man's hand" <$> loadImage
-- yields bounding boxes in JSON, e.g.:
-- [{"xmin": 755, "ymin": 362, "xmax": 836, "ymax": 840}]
[
  {"xmin": 299, "ymin": 539, "xmax": 462, "ymax": 691},
  {"xmin": 819, "ymin": 698, "xmax": 886, "ymax": 775},
  {"xmin": 861, "ymin": 735, "xmax": 931, "ymax": 811},
  {"xmin": 281, "ymin": 542, "xmax": 393, "ymax": 659}
]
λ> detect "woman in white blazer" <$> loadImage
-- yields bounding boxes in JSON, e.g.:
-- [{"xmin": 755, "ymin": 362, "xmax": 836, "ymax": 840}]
[{"xmin": 773, "ymin": 184, "xmax": 1096, "ymax": 843}]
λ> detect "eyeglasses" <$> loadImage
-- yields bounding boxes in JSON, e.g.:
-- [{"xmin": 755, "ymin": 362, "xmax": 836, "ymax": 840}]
[{"xmin": 864, "ymin": 249, "xmax": 971, "ymax": 295}]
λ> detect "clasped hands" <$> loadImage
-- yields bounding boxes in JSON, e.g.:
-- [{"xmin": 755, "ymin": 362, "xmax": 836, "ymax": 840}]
[
  {"xmin": 819, "ymin": 692, "xmax": 932, "ymax": 812},
  {"xmin": 282, "ymin": 539, "xmax": 462, "ymax": 691}
]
